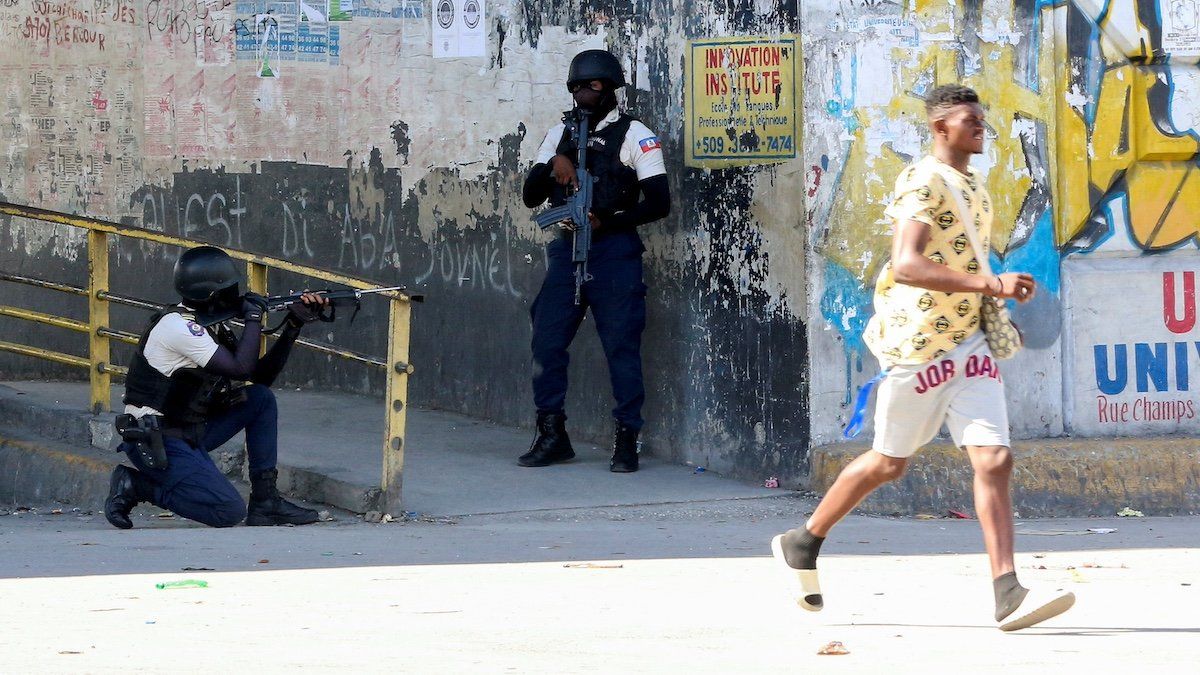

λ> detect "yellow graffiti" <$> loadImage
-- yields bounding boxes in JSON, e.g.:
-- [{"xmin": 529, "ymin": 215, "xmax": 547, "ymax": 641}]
[
  {"xmin": 822, "ymin": 1, "xmax": 1055, "ymax": 283},
  {"xmin": 825, "ymin": 0, "xmax": 1200, "ymax": 279},
  {"xmin": 1056, "ymin": 9, "xmax": 1200, "ymax": 250}
]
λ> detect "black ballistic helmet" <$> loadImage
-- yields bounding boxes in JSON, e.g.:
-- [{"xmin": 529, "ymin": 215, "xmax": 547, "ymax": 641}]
[
  {"xmin": 174, "ymin": 246, "xmax": 240, "ymax": 305},
  {"xmin": 567, "ymin": 49, "xmax": 626, "ymax": 89}
]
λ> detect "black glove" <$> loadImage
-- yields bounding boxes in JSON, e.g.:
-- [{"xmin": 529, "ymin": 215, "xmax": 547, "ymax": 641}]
[
  {"xmin": 241, "ymin": 292, "xmax": 268, "ymax": 323},
  {"xmin": 286, "ymin": 298, "xmax": 324, "ymax": 325}
]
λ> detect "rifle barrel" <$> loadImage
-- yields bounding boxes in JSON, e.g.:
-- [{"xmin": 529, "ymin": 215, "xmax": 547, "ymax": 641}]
[{"xmin": 356, "ymin": 286, "xmax": 407, "ymax": 294}]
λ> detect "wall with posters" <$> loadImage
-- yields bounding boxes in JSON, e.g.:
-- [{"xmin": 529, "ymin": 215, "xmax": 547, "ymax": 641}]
[{"xmin": 0, "ymin": 1, "xmax": 811, "ymax": 482}]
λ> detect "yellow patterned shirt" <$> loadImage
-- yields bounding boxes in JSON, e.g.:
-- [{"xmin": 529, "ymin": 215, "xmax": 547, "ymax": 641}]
[{"xmin": 863, "ymin": 156, "xmax": 994, "ymax": 367}]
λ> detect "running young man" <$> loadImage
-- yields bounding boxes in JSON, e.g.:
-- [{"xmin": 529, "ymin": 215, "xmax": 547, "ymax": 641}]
[{"xmin": 772, "ymin": 84, "xmax": 1075, "ymax": 631}]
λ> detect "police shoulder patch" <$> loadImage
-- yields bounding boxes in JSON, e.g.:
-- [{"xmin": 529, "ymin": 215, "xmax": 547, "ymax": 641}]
[{"xmin": 186, "ymin": 321, "xmax": 206, "ymax": 337}]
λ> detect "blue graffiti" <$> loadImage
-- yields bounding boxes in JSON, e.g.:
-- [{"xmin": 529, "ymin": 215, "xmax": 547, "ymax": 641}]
[
  {"xmin": 996, "ymin": 207, "xmax": 1060, "ymax": 293},
  {"xmin": 820, "ymin": 260, "xmax": 875, "ymax": 402},
  {"xmin": 820, "ymin": 260, "xmax": 874, "ymax": 354}
]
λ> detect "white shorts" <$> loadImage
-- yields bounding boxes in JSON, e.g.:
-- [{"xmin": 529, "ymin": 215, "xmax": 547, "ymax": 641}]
[{"xmin": 872, "ymin": 331, "xmax": 1010, "ymax": 458}]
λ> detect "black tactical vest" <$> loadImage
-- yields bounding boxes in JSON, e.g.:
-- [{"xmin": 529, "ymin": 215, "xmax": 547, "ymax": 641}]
[
  {"xmin": 550, "ymin": 113, "xmax": 641, "ymax": 217},
  {"xmin": 123, "ymin": 308, "xmax": 237, "ymax": 429}
]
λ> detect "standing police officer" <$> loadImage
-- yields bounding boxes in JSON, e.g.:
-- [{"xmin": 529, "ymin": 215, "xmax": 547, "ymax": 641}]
[
  {"xmin": 519, "ymin": 49, "xmax": 671, "ymax": 472},
  {"xmin": 104, "ymin": 246, "xmax": 328, "ymax": 529}
]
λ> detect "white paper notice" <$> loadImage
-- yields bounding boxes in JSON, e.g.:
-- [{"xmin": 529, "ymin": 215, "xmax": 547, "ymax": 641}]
[
  {"xmin": 433, "ymin": 0, "xmax": 486, "ymax": 58},
  {"xmin": 1163, "ymin": 0, "xmax": 1200, "ymax": 56}
]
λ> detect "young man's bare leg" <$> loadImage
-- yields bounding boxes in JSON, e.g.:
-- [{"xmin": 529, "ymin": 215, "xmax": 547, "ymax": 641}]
[
  {"xmin": 772, "ymin": 450, "xmax": 908, "ymax": 610},
  {"xmin": 966, "ymin": 445, "xmax": 1015, "ymax": 579},
  {"xmin": 809, "ymin": 451, "xmax": 908, "ymax": 536},
  {"xmin": 967, "ymin": 444, "xmax": 1074, "ymax": 630}
]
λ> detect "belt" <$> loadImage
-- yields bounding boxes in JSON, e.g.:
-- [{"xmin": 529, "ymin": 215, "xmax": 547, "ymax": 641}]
[{"xmin": 161, "ymin": 423, "xmax": 205, "ymax": 445}]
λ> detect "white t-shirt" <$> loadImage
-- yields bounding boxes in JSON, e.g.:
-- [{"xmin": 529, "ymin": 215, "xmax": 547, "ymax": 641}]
[
  {"xmin": 124, "ymin": 309, "xmax": 220, "ymax": 418},
  {"xmin": 535, "ymin": 109, "xmax": 667, "ymax": 181}
]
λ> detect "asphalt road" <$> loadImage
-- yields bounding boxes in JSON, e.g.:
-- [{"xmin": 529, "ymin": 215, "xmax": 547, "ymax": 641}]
[{"xmin": 0, "ymin": 500, "xmax": 1195, "ymax": 673}]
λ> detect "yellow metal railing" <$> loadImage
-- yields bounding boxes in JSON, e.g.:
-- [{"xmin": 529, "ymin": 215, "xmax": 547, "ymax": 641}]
[{"xmin": 0, "ymin": 201, "xmax": 417, "ymax": 513}]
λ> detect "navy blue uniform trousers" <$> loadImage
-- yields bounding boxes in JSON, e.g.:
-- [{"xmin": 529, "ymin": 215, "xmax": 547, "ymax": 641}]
[
  {"xmin": 120, "ymin": 384, "xmax": 279, "ymax": 528},
  {"xmin": 531, "ymin": 231, "xmax": 647, "ymax": 430}
]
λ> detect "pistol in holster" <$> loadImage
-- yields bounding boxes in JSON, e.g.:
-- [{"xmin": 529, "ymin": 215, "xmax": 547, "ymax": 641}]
[{"xmin": 115, "ymin": 413, "xmax": 168, "ymax": 471}]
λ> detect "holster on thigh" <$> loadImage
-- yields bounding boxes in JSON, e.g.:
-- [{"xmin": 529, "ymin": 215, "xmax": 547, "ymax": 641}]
[{"xmin": 115, "ymin": 413, "xmax": 169, "ymax": 471}]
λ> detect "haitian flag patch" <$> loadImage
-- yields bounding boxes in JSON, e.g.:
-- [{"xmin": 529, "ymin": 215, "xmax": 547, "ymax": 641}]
[{"xmin": 638, "ymin": 136, "xmax": 662, "ymax": 153}]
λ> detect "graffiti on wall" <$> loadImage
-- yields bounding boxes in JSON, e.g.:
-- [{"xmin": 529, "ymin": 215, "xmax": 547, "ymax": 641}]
[
  {"xmin": 809, "ymin": 0, "xmax": 1200, "ymax": 438},
  {"xmin": 127, "ymin": 149, "xmax": 531, "ymax": 298},
  {"xmin": 810, "ymin": 0, "xmax": 1062, "ymax": 402},
  {"xmin": 1056, "ymin": 0, "xmax": 1200, "ymax": 436},
  {"xmin": 1057, "ymin": 0, "xmax": 1200, "ymax": 255}
]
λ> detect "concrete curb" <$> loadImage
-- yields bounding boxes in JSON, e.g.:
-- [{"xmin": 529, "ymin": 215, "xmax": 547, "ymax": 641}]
[
  {"xmin": 0, "ymin": 384, "xmax": 372, "ymax": 513},
  {"xmin": 0, "ymin": 431, "xmax": 117, "ymax": 508},
  {"xmin": 0, "ymin": 385, "xmax": 94, "ymax": 447},
  {"xmin": 810, "ymin": 438, "xmax": 1200, "ymax": 517},
  {"xmin": 276, "ymin": 464, "xmax": 383, "ymax": 514}
]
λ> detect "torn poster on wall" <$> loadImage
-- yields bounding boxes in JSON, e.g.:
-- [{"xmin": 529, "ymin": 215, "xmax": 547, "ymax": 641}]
[
  {"xmin": 235, "ymin": 0, "xmax": 342, "ymax": 74},
  {"xmin": 1162, "ymin": 0, "xmax": 1200, "ymax": 56},
  {"xmin": 433, "ymin": 0, "xmax": 485, "ymax": 59},
  {"xmin": 685, "ymin": 36, "xmax": 800, "ymax": 168}
]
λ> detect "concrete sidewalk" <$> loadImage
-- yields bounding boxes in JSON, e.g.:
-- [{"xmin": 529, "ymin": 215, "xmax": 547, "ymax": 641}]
[
  {"xmin": 1, "ymin": 508, "xmax": 1196, "ymax": 672},
  {"xmin": 0, "ymin": 381, "xmax": 779, "ymax": 517}
]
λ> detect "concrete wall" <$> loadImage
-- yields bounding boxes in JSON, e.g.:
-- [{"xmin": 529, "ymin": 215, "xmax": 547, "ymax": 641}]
[
  {"xmin": 0, "ymin": 0, "xmax": 809, "ymax": 482},
  {"xmin": 806, "ymin": 0, "xmax": 1200, "ymax": 450},
  {"xmin": 2, "ymin": 0, "xmax": 1197, "ymax": 487}
]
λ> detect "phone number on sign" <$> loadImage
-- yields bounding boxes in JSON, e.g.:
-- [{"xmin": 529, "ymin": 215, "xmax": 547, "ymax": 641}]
[{"xmin": 697, "ymin": 134, "xmax": 794, "ymax": 155}]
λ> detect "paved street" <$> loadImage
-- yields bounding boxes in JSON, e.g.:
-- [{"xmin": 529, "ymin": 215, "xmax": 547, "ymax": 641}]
[{"xmin": 0, "ymin": 498, "xmax": 1195, "ymax": 673}]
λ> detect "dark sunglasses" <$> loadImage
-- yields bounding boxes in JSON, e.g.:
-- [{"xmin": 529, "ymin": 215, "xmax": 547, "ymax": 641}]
[{"xmin": 567, "ymin": 80, "xmax": 605, "ymax": 93}]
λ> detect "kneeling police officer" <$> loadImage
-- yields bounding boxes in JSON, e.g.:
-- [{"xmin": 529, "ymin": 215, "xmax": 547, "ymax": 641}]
[{"xmin": 104, "ymin": 245, "xmax": 327, "ymax": 529}]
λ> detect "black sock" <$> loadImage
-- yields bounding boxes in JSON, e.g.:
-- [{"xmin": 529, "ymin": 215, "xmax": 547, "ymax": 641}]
[
  {"xmin": 993, "ymin": 571, "xmax": 1029, "ymax": 621},
  {"xmin": 780, "ymin": 527, "xmax": 824, "ymax": 570}
]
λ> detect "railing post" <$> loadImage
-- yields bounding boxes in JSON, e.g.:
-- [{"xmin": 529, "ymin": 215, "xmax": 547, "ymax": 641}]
[
  {"xmin": 382, "ymin": 296, "xmax": 412, "ymax": 515},
  {"xmin": 87, "ymin": 230, "xmax": 110, "ymax": 414},
  {"xmin": 247, "ymin": 261, "xmax": 268, "ymax": 355}
]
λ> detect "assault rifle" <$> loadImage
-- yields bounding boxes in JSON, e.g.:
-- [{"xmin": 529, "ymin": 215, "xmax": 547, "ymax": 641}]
[
  {"xmin": 533, "ymin": 108, "xmax": 595, "ymax": 305},
  {"xmin": 195, "ymin": 286, "xmax": 407, "ymax": 327},
  {"xmin": 260, "ymin": 286, "xmax": 408, "ymax": 327}
]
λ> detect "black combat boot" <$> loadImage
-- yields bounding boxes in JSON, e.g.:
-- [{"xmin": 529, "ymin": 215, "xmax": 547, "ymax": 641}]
[
  {"xmin": 104, "ymin": 465, "xmax": 155, "ymax": 530},
  {"xmin": 518, "ymin": 412, "xmax": 575, "ymax": 467},
  {"xmin": 610, "ymin": 422, "xmax": 640, "ymax": 473},
  {"xmin": 246, "ymin": 468, "xmax": 320, "ymax": 526}
]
